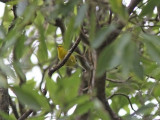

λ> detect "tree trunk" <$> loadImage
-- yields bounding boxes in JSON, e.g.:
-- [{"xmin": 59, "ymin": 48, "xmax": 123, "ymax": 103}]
[{"xmin": 0, "ymin": 88, "xmax": 9, "ymax": 120}]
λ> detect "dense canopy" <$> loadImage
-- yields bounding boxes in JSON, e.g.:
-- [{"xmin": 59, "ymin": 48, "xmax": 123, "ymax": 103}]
[{"xmin": 0, "ymin": 0, "xmax": 160, "ymax": 120}]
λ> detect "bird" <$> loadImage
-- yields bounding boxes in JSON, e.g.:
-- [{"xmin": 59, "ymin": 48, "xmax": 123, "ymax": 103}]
[
  {"xmin": 57, "ymin": 44, "xmax": 86, "ymax": 71},
  {"xmin": 57, "ymin": 44, "xmax": 76, "ymax": 67}
]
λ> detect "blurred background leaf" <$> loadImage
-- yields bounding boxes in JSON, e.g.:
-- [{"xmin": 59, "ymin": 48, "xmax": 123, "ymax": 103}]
[
  {"xmin": 12, "ymin": 83, "xmax": 50, "ymax": 111},
  {"xmin": 0, "ymin": 0, "xmax": 160, "ymax": 119}
]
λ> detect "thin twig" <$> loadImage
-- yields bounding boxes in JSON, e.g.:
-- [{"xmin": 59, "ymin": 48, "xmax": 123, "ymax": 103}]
[
  {"xmin": 18, "ymin": 85, "xmax": 48, "ymax": 120},
  {"xmin": 106, "ymin": 78, "xmax": 126, "ymax": 83},
  {"xmin": 39, "ymin": 69, "xmax": 47, "ymax": 92},
  {"xmin": 18, "ymin": 109, "xmax": 33, "ymax": 120},
  {"xmin": 9, "ymin": 5, "xmax": 17, "ymax": 31},
  {"xmin": 108, "ymin": 9, "xmax": 112, "ymax": 24},
  {"xmin": 127, "ymin": 0, "xmax": 143, "ymax": 14},
  {"xmin": 106, "ymin": 77, "xmax": 132, "ymax": 83},
  {"xmin": 108, "ymin": 93, "xmax": 136, "ymax": 112},
  {"xmin": 48, "ymin": 37, "xmax": 81, "ymax": 77},
  {"xmin": 89, "ymin": 50, "xmax": 97, "ymax": 91},
  {"xmin": 9, "ymin": 96, "xmax": 19, "ymax": 119},
  {"xmin": 80, "ymin": 29, "xmax": 90, "ymax": 45}
]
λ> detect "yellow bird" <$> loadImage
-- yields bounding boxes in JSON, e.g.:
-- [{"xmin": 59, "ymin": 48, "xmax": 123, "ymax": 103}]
[{"xmin": 57, "ymin": 44, "xmax": 76, "ymax": 67}]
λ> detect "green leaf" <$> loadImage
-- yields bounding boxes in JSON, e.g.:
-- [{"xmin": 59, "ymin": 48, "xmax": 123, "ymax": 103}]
[
  {"xmin": 97, "ymin": 32, "xmax": 132, "ymax": 77},
  {"xmin": 112, "ymin": 33, "xmax": 143, "ymax": 78},
  {"xmin": 12, "ymin": 86, "xmax": 41, "ymax": 110},
  {"xmin": 47, "ymin": 70, "xmax": 81, "ymax": 107},
  {"xmin": 37, "ymin": 37, "xmax": 48, "ymax": 63},
  {"xmin": 65, "ymin": 95, "xmax": 90, "ymax": 111},
  {"xmin": 142, "ymin": 33, "xmax": 160, "ymax": 64},
  {"xmin": 45, "ymin": 24, "xmax": 56, "ymax": 35},
  {"xmin": 89, "ymin": 10, "xmax": 96, "ymax": 41},
  {"xmin": 12, "ymin": 83, "xmax": 50, "ymax": 111},
  {"xmin": 151, "ymin": 67, "xmax": 160, "ymax": 79},
  {"xmin": 2, "ymin": 5, "xmax": 14, "ymax": 31},
  {"xmin": 73, "ymin": 101, "xmax": 93, "ymax": 116},
  {"xmin": 146, "ymin": 43, "xmax": 160, "ymax": 64},
  {"xmin": 93, "ymin": 99, "xmax": 111, "ymax": 120},
  {"xmin": 124, "ymin": 116, "xmax": 140, "ymax": 120},
  {"xmin": 14, "ymin": 34, "xmax": 26, "ymax": 59},
  {"xmin": 16, "ymin": 0, "xmax": 28, "ymax": 17},
  {"xmin": 0, "ymin": 74, "xmax": 8, "ymax": 88},
  {"xmin": 22, "ymin": 3, "xmax": 37, "ymax": 23},
  {"xmin": 74, "ymin": 4, "xmax": 88, "ymax": 28},
  {"xmin": 109, "ymin": 0, "xmax": 128, "ymax": 22},
  {"xmin": 97, "ymin": 42, "xmax": 114, "ymax": 77},
  {"xmin": 57, "ymin": 70, "xmax": 81, "ymax": 104},
  {"xmin": 140, "ymin": 1, "xmax": 160, "ymax": 17},
  {"xmin": 6, "ymin": 0, "xmax": 19, "ymax": 5},
  {"xmin": 36, "ymin": 13, "xmax": 48, "ymax": 63},
  {"xmin": 142, "ymin": 57, "xmax": 160, "ymax": 79},
  {"xmin": 64, "ymin": 17, "xmax": 75, "ymax": 49},
  {"xmin": 12, "ymin": 61, "xmax": 26, "ymax": 83},
  {"xmin": 0, "ymin": 26, "xmax": 6, "ymax": 39},
  {"xmin": 142, "ymin": 57, "xmax": 157, "ymax": 76},
  {"xmin": 121, "ymin": 41, "xmax": 137, "ymax": 77},
  {"xmin": 46, "ymin": 76, "xmax": 58, "ymax": 103},
  {"xmin": 0, "ymin": 111, "xmax": 16, "ymax": 120},
  {"xmin": 0, "ymin": 30, "xmax": 20, "ymax": 56},
  {"xmin": 97, "ymin": 32, "xmax": 143, "ymax": 78},
  {"xmin": 153, "ymin": 84, "xmax": 160, "ymax": 97},
  {"xmin": 132, "ymin": 52, "xmax": 144, "ymax": 79},
  {"xmin": 109, "ymin": 33, "xmax": 132, "ymax": 69},
  {"xmin": 28, "ymin": 116, "xmax": 45, "ymax": 120},
  {"xmin": 142, "ymin": 33, "xmax": 160, "ymax": 46},
  {"xmin": 34, "ymin": 12, "xmax": 44, "ymax": 26},
  {"xmin": 0, "ymin": 59, "xmax": 16, "ymax": 81},
  {"xmin": 91, "ymin": 24, "xmax": 116, "ymax": 49},
  {"xmin": 125, "ymin": 103, "xmax": 155, "ymax": 119},
  {"xmin": 59, "ymin": 0, "xmax": 79, "ymax": 17}
]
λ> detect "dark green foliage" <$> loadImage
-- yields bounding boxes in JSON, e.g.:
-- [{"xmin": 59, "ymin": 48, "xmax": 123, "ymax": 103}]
[{"xmin": 0, "ymin": 0, "xmax": 160, "ymax": 120}]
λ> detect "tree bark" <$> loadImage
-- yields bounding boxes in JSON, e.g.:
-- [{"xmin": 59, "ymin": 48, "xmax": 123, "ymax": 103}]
[
  {"xmin": 95, "ymin": 74, "xmax": 122, "ymax": 120},
  {"xmin": 0, "ymin": 88, "xmax": 9, "ymax": 120}
]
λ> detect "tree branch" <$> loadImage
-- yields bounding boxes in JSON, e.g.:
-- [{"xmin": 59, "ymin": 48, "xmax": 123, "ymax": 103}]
[
  {"xmin": 104, "ymin": 100, "xmax": 122, "ymax": 120},
  {"xmin": 48, "ymin": 37, "xmax": 81, "ymax": 77},
  {"xmin": 95, "ymin": 74, "xmax": 122, "ymax": 120},
  {"xmin": 95, "ymin": 1, "xmax": 141, "ymax": 119},
  {"xmin": 127, "ymin": 0, "xmax": 142, "ymax": 15},
  {"xmin": 9, "ymin": 96, "xmax": 19, "ymax": 119},
  {"xmin": 108, "ymin": 9, "xmax": 112, "ymax": 24},
  {"xmin": 18, "ymin": 109, "xmax": 33, "ymax": 120},
  {"xmin": 108, "ymin": 93, "xmax": 136, "ymax": 112},
  {"xmin": 0, "ymin": 88, "xmax": 9, "ymax": 120},
  {"xmin": 97, "ymin": 0, "xmax": 142, "ymax": 51}
]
